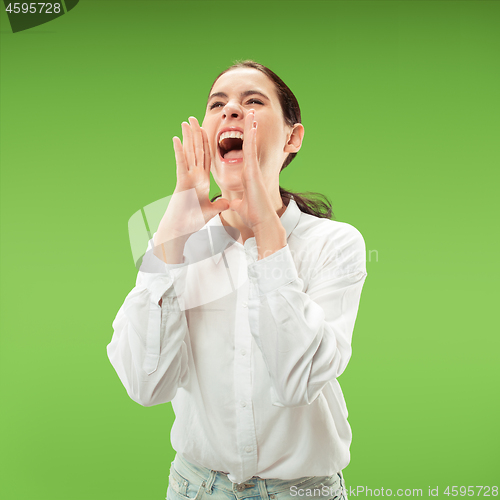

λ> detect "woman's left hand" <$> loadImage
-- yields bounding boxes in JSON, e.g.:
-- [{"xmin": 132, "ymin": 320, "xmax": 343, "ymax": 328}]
[{"xmin": 229, "ymin": 110, "xmax": 281, "ymax": 233}]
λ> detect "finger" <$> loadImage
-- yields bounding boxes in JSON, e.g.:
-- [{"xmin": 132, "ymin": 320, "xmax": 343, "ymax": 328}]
[
  {"xmin": 230, "ymin": 197, "xmax": 243, "ymax": 214},
  {"xmin": 189, "ymin": 116, "xmax": 204, "ymax": 169},
  {"xmin": 173, "ymin": 136, "xmax": 188, "ymax": 178},
  {"xmin": 182, "ymin": 121, "xmax": 195, "ymax": 169},
  {"xmin": 243, "ymin": 110, "xmax": 258, "ymax": 173},
  {"xmin": 201, "ymin": 127, "xmax": 212, "ymax": 172},
  {"xmin": 211, "ymin": 197, "xmax": 230, "ymax": 214}
]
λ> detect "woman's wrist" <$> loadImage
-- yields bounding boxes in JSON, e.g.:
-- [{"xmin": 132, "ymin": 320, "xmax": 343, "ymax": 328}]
[
  {"xmin": 152, "ymin": 235, "xmax": 189, "ymax": 264},
  {"xmin": 253, "ymin": 216, "xmax": 287, "ymax": 260}
]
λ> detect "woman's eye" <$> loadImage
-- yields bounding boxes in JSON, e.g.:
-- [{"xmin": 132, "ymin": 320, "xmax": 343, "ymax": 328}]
[
  {"xmin": 209, "ymin": 99, "xmax": 263, "ymax": 110},
  {"xmin": 209, "ymin": 102, "xmax": 224, "ymax": 109}
]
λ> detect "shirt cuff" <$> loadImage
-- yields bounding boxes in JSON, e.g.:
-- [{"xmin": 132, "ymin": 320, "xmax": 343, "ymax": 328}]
[
  {"xmin": 247, "ymin": 244, "xmax": 298, "ymax": 296},
  {"xmin": 139, "ymin": 246, "xmax": 189, "ymax": 305},
  {"xmin": 142, "ymin": 262, "xmax": 188, "ymax": 375}
]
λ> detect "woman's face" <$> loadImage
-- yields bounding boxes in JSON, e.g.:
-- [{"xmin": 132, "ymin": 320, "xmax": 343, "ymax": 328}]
[{"xmin": 202, "ymin": 68, "xmax": 294, "ymax": 193}]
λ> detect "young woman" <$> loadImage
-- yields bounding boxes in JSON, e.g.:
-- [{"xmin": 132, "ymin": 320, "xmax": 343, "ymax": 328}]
[{"xmin": 107, "ymin": 60, "xmax": 367, "ymax": 500}]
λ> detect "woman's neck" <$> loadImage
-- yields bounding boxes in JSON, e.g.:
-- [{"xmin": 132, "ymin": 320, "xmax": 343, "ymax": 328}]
[{"xmin": 219, "ymin": 193, "xmax": 286, "ymax": 244}]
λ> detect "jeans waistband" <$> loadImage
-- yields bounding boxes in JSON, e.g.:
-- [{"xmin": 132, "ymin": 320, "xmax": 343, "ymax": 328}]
[{"xmin": 173, "ymin": 453, "xmax": 343, "ymax": 496}]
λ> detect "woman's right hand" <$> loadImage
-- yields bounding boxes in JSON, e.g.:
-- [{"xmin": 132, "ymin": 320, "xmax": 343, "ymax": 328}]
[{"xmin": 153, "ymin": 117, "xmax": 230, "ymax": 263}]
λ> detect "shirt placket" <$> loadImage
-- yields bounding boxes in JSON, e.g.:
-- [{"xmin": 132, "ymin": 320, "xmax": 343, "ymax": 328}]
[{"xmin": 233, "ymin": 242, "xmax": 259, "ymax": 482}]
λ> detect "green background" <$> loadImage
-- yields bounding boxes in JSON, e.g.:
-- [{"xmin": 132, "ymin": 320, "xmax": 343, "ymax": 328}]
[{"xmin": 1, "ymin": 1, "xmax": 499, "ymax": 499}]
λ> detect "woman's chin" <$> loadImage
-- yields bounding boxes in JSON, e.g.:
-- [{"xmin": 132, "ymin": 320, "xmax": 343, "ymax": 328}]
[
  {"xmin": 217, "ymin": 180, "xmax": 245, "ymax": 194},
  {"xmin": 213, "ymin": 166, "xmax": 245, "ymax": 192}
]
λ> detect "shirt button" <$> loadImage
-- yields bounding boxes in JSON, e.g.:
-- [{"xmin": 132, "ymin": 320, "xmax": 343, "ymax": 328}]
[
  {"xmin": 245, "ymin": 446, "xmax": 253, "ymax": 453},
  {"xmin": 240, "ymin": 349, "xmax": 246, "ymax": 356},
  {"xmin": 240, "ymin": 401, "xmax": 247, "ymax": 408},
  {"xmin": 242, "ymin": 302, "xmax": 248, "ymax": 308}
]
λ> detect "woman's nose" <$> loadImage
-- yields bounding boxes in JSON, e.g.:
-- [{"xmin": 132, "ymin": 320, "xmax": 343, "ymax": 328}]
[{"xmin": 222, "ymin": 101, "xmax": 242, "ymax": 120}]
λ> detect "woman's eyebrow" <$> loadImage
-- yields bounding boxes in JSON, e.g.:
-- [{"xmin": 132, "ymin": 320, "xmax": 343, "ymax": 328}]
[
  {"xmin": 208, "ymin": 92, "xmax": 228, "ymax": 101},
  {"xmin": 208, "ymin": 90, "xmax": 270, "ymax": 102},
  {"xmin": 240, "ymin": 90, "xmax": 270, "ymax": 100}
]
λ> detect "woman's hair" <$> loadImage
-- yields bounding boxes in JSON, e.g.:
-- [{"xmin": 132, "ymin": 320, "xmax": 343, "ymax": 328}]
[{"xmin": 209, "ymin": 60, "xmax": 334, "ymax": 220}]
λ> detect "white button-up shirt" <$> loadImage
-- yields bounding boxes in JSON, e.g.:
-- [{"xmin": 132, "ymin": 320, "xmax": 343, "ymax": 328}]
[{"xmin": 107, "ymin": 196, "xmax": 368, "ymax": 484}]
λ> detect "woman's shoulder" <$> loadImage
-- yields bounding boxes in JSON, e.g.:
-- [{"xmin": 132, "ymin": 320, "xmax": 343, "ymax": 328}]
[
  {"xmin": 292, "ymin": 212, "xmax": 367, "ymax": 278},
  {"xmin": 294, "ymin": 211, "xmax": 366, "ymax": 246}
]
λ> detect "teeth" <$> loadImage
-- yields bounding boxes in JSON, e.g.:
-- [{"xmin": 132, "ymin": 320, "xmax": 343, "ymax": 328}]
[{"xmin": 219, "ymin": 131, "xmax": 244, "ymax": 145}]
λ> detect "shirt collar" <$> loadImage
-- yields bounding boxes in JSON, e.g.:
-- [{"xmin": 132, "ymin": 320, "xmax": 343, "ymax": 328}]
[{"xmin": 206, "ymin": 195, "xmax": 302, "ymax": 265}]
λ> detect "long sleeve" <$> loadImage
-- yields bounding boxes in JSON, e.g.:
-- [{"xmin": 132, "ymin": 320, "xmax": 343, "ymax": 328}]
[
  {"xmin": 247, "ymin": 223, "xmax": 367, "ymax": 408},
  {"xmin": 106, "ymin": 235, "xmax": 190, "ymax": 407},
  {"xmin": 105, "ymin": 199, "xmax": 367, "ymax": 482}
]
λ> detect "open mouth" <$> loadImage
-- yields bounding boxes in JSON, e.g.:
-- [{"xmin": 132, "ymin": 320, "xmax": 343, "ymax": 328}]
[{"xmin": 218, "ymin": 131, "xmax": 244, "ymax": 160}]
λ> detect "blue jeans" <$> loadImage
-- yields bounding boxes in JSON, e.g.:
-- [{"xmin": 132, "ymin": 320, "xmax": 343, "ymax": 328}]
[{"xmin": 166, "ymin": 454, "xmax": 347, "ymax": 500}]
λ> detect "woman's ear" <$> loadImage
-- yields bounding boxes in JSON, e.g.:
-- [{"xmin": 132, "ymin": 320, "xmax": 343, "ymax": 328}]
[{"xmin": 284, "ymin": 123, "xmax": 305, "ymax": 153}]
